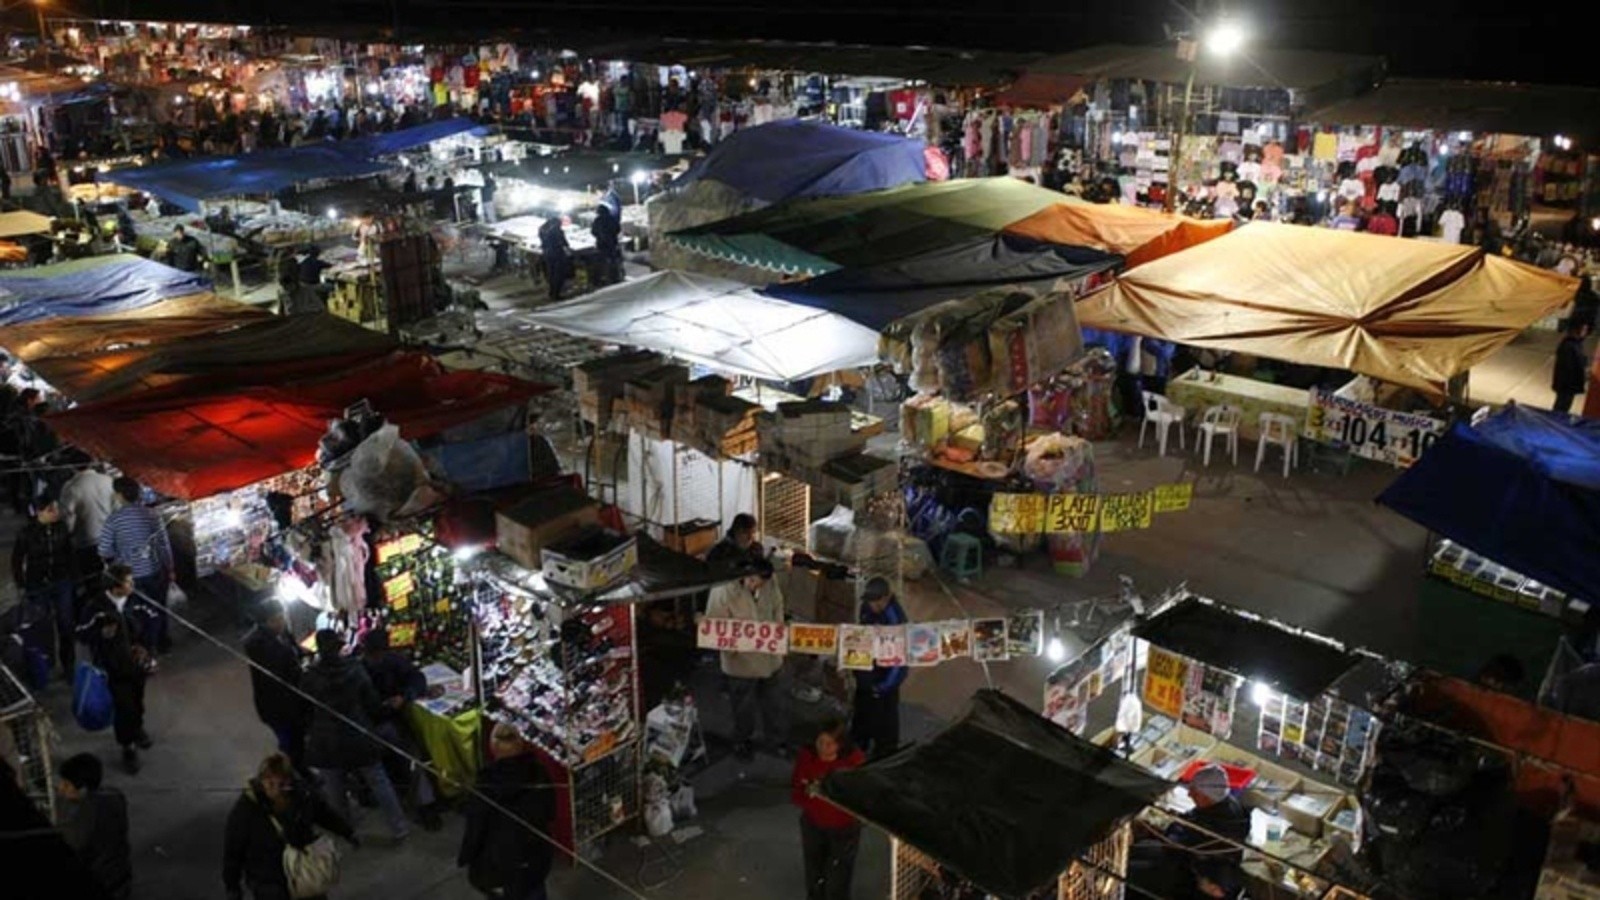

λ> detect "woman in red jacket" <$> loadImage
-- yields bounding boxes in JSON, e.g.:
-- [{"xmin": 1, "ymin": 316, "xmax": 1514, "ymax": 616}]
[{"xmin": 791, "ymin": 719, "xmax": 867, "ymax": 900}]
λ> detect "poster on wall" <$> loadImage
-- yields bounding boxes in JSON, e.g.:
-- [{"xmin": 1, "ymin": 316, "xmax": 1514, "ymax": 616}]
[
  {"xmin": 1181, "ymin": 663, "xmax": 1240, "ymax": 739},
  {"xmin": 1006, "ymin": 611, "xmax": 1044, "ymax": 657},
  {"xmin": 1043, "ymin": 680, "xmax": 1086, "ymax": 734},
  {"xmin": 907, "ymin": 624, "xmax": 942, "ymax": 667},
  {"xmin": 838, "ymin": 625, "xmax": 875, "ymax": 670},
  {"xmin": 1143, "ymin": 646, "xmax": 1188, "ymax": 718},
  {"xmin": 971, "ymin": 619, "xmax": 1010, "ymax": 662}
]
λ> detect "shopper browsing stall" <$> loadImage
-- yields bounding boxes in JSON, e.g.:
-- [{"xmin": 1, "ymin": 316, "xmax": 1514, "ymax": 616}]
[
  {"xmin": 301, "ymin": 629, "xmax": 410, "ymax": 842},
  {"xmin": 76, "ymin": 566, "xmax": 154, "ymax": 775},
  {"xmin": 457, "ymin": 723, "xmax": 555, "ymax": 900},
  {"xmin": 791, "ymin": 719, "xmax": 866, "ymax": 900},
  {"xmin": 243, "ymin": 601, "xmax": 311, "ymax": 773},
  {"xmin": 852, "ymin": 578, "xmax": 907, "ymax": 759},
  {"xmin": 706, "ymin": 558, "xmax": 787, "ymax": 761},
  {"xmin": 359, "ymin": 630, "xmax": 443, "ymax": 831}
]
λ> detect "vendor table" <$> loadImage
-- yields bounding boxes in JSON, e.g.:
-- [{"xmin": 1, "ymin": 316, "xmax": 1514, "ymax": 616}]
[
  {"xmin": 1166, "ymin": 368, "xmax": 1310, "ymax": 442},
  {"xmin": 407, "ymin": 693, "xmax": 482, "ymax": 799}
]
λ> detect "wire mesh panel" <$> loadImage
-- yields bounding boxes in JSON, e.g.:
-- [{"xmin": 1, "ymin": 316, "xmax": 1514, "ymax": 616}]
[
  {"xmin": 760, "ymin": 472, "xmax": 811, "ymax": 551},
  {"xmin": 891, "ymin": 838, "xmax": 941, "ymax": 900},
  {"xmin": 569, "ymin": 738, "xmax": 640, "ymax": 847},
  {"xmin": 854, "ymin": 490, "xmax": 907, "ymax": 605},
  {"xmin": 1059, "ymin": 821, "xmax": 1131, "ymax": 900},
  {"xmin": 0, "ymin": 665, "xmax": 53, "ymax": 822}
]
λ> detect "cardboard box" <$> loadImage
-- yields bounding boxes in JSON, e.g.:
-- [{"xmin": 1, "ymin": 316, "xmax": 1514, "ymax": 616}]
[
  {"xmin": 541, "ymin": 528, "xmax": 638, "ymax": 592},
  {"xmin": 495, "ymin": 486, "xmax": 600, "ymax": 570},
  {"xmin": 572, "ymin": 350, "xmax": 663, "ymax": 396},
  {"xmin": 1279, "ymin": 783, "xmax": 1339, "ymax": 838},
  {"xmin": 662, "ymin": 519, "xmax": 719, "ymax": 558}
]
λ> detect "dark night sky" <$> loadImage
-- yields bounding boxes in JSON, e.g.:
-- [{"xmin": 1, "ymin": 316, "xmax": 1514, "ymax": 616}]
[{"xmin": 37, "ymin": 0, "xmax": 1598, "ymax": 88}]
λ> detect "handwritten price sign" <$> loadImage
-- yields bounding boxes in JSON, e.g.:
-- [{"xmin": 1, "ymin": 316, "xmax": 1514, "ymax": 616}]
[
  {"xmin": 696, "ymin": 617, "xmax": 787, "ymax": 654},
  {"xmin": 989, "ymin": 492, "xmax": 1048, "ymax": 534},
  {"xmin": 1047, "ymin": 494, "xmax": 1100, "ymax": 533},
  {"xmin": 787, "ymin": 624, "xmax": 839, "ymax": 656},
  {"xmin": 991, "ymin": 484, "xmax": 1191, "ymax": 535},
  {"xmin": 1143, "ymin": 647, "xmax": 1188, "ymax": 718},
  {"xmin": 1306, "ymin": 388, "xmax": 1443, "ymax": 468},
  {"xmin": 1099, "ymin": 492, "xmax": 1155, "ymax": 532}
]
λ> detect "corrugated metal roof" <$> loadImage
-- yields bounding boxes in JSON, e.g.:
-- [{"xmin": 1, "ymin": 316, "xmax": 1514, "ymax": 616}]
[{"xmin": 1308, "ymin": 78, "xmax": 1600, "ymax": 139}]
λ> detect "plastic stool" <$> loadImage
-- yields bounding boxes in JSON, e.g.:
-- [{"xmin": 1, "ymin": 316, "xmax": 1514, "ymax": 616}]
[{"xmin": 940, "ymin": 532, "xmax": 983, "ymax": 580}]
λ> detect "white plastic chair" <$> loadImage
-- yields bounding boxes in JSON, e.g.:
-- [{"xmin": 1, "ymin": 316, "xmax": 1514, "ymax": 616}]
[
  {"xmin": 1138, "ymin": 391, "xmax": 1187, "ymax": 456},
  {"xmin": 1255, "ymin": 412, "xmax": 1300, "ymax": 477},
  {"xmin": 1196, "ymin": 404, "xmax": 1242, "ymax": 466}
]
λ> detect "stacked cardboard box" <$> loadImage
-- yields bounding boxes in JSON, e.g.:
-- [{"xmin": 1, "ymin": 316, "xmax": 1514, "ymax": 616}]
[
  {"xmin": 758, "ymin": 401, "xmax": 865, "ymax": 469},
  {"xmin": 621, "ymin": 364, "xmax": 689, "ymax": 439},
  {"xmin": 574, "ymin": 350, "xmax": 664, "ymax": 427},
  {"xmin": 495, "ymin": 485, "xmax": 601, "ymax": 570},
  {"xmin": 682, "ymin": 393, "xmax": 762, "ymax": 458},
  {"xmin": 819, "ymin": 453, "xmax": 898, "ymax": 509}
]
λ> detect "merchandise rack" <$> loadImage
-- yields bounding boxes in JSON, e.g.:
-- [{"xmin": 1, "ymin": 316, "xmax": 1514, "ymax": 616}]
[{"xmin": 0, "ymin": 664, "xmax": 54, "ymax": 822}]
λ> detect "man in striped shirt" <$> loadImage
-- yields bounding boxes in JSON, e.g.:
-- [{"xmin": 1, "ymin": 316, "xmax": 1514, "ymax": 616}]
[{"xmin": 98, "ymin": 477, "xmax": 174, "ymax": 654}]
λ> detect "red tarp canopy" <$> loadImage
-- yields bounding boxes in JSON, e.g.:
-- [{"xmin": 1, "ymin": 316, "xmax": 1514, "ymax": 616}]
[
  {"xmin": 993, "ymin": 73, "xmax": 1089, "ymax": 109},
  {"xmin": 48, "ymin": 353, "xmax": 549, "ymax": 500}
]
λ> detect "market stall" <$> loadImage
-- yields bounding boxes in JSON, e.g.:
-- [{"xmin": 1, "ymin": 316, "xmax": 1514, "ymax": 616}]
[{"xmin": 0, "ymin": 253, "xmax": 213, "ymax": 325}]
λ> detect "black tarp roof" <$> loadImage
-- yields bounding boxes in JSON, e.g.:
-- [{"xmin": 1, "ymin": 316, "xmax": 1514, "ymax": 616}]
[
  {"xmin": 821, "ymin": 689, "xmax": 1169, "ymax": 899},
  {"xmin": 1134, "ymin": 596, "xmax": 1362, "ymax": 701},
  {"xmin": 764, "ymin": 235, "xmax": 1121, "ymax": 331}
]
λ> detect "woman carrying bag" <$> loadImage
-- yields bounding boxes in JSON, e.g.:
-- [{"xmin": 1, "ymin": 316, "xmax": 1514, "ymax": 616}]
[{"xmin": 224, "ymin": 753, "xmax": 359, "ymax": 900}]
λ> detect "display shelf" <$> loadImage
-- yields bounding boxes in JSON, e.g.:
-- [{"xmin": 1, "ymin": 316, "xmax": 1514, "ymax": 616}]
[
  {"xmin": 1427, "ymin": 539, "xmax": 1579, "ymax": 619},
  {"xmin": 368, "ymin": 524, "xmax": 472, "ymax": 673},
  {"xmin": 190, "ymin": 466, "xmax": 327, "ymax": 576}
]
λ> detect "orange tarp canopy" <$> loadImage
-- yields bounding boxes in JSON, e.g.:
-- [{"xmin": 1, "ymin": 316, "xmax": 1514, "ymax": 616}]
[
  {"xmin": 1006, "ymin": 203, "xmax": 1234, "ymax": 268},
  {"xmin": 1076, "ymin": 222, "xmax": 1578, "ymax": 396},
  {"xmin": 0, "ymin": 302, "xmax": 270, "ymax": 363}
]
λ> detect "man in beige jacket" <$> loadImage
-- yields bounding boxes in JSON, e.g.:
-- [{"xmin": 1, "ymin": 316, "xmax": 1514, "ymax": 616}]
[{"xmin": 706, "ymin": 558, "xmax": 786, "ymax": 761}]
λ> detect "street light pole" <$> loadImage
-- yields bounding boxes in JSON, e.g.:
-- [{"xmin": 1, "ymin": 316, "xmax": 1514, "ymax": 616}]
[
  {"xmin": 1165, "ymin": 64, "xmax": 1197, "ymax": 213},
  {"xmin": 34, "ymin": 0, "xmax": 47, "ymax": 44}
]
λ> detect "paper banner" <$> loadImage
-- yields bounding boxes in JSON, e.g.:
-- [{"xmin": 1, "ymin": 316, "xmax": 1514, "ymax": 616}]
[
  {"xmin": 1099, "ymin": 491, "xmax": 1155, "ymax": 532},
  {"xmin": 972, "ymin": 618, "xmax": 1009, "ymax": 662},
  {"xmin": 695, "ymin": 617, "xmax": 787, "ymax": 655},
  {"xmin": 1143, "ymin": 646, "xmax": 1188, "ymax": 718},
  {"xmin": 907, "ymin": 624, "xmax": 941, "ymax": 666},
  {"xmin": 787, "ymin": 623, "xmax": 839, "ymax": 656},
  {"xmin": 938, "ymin": 621, "xmax": 972, "ymax": 660},
  {"xmin": 838, "ymin": 625, "xmax": 875, "ymax": 671},
  {"xmin": 1006, "ymin": 611, "xmax": 1044, "ymax": 657},
  {"xmin": 1153, "ymin": 482, "xmax": 1194, "ymax": 513},
  {"xmin": 873, "ymin": 625, "xmax": 908, "ymax": 668}
]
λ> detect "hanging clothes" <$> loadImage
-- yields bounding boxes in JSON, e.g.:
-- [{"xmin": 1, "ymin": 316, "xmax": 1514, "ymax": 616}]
[{"xmin": 330, "ymin": 517, "xmax": 371, "ymax": 614}]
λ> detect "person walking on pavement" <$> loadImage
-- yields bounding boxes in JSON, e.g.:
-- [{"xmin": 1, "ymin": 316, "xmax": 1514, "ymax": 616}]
[
  {"xmin": 1554, "ymin": 319, "xmax": 1592, "ymax": 414},
  {"xmin": 851, "ymin": 577, "xmax": 907, "ymax": 759},
  {"xmin": 11, "ymin": 490, "xmax": 78, "ymax": 680},
  {"xmin": 360, "ymin": 630, "xmax": 443, "ymax": 830},
  {"xmin": 59, "ymin": 451, "xmax": 116, "ymax": 579},
  {"xmin": 98, "ymin": 477, "xmax": 174, "ymax": 654},
  {"xmin": 536, "ymin": 216, "xmax": 571, "ymax": 301},
  {"xmin": 57, "ymin": 753, "xmax": 132, "ymax": 899},
  {"xmin": 589, "ymin": 203, "xmax": 623, "ymax": 286},
  {"xmin": 76, "ymin": 565, "xmax": 153, "ymax": 774},
  {"xmin": 301, "ymin": 629, "xmax": 410, "ymax": 842},
  {"xmin": 706, "ymin": 558, "xmax": 787, "ymax": 761},
  {"xmin": 225, "ymin": 752, "xmax": 359, "ymax": 900},
  {"xmin": 791, "ymin": 719, "xmax": 866, "ymax": 900},
  {"xmin": 458, "ymin": 723, "xmax": 555, "ymax": 900},
  {"xmin": 243, "ymin": 601, "xmax": 311, "ymax": 773}
]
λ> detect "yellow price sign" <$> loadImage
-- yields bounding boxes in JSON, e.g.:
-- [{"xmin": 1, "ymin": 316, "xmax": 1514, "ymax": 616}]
[
  {"xmin": 1044, "ymin": 494, "xmax": 1100, "ymax": 533},
  {"xmin": 989, "ymin": 492, "xmax": 1048, "ymax": 534},
  {"xmin": 1099, "ymin": 491, "xmax": 1155, "ymax": 532},
  {"xmin": 1144, "ymin": 647, "xmax": 1188, "ymax": 718},
  {"xmin": 1153, "ymin": 482, "xmax": 1194, "ymax": 513},
  {"xmin": 384, "ymin": 571, "xmax": 414, "ymax": 609}
]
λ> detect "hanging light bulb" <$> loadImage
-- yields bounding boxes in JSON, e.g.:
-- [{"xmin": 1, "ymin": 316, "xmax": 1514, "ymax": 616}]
[{"xmin": 1046, "ymin": 635, "xmax": 1067, "ymax": 663}]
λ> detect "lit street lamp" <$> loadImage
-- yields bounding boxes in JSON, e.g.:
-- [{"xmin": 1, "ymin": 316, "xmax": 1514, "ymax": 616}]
[{"xmin": 1165, "ymin": 18, "xmax": 1248, "ymax": 212}]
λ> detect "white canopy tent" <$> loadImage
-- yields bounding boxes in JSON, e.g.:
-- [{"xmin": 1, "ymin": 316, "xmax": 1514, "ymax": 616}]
[{"xmin": 521, "ymin": 270, "xmax": 882, "ymax": 382}]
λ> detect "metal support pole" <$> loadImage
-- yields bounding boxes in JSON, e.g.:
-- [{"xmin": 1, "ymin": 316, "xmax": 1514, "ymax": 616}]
[{"xmin": 1164, "ymin": 65, "xmax": 1197, "ymax": 213}]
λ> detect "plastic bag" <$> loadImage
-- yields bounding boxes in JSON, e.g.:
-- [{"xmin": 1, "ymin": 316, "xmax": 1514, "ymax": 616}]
[
  {"xmin": 642, "ymin": 772, "xmax": 674, "ymax": 837},
  {"xmin": 72, "ymin": 662, "xmax": 114, "ymax": 732},
  {"xmin": 808, "ymin": 506, "xmax": 856, "ymax": 562},
  {"xmin": 334, "ymin": 425, "xmax": 443, "ymax": 521}
]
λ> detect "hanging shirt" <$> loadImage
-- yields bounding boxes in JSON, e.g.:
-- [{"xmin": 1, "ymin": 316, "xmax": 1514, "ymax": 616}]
[{"xmin": 1438, "ymin": 208, "xmax": 1466, "ymax": 243}]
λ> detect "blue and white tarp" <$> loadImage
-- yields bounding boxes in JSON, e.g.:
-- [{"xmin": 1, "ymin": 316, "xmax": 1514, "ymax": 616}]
[
  {"xmin": 672, "ymin": 120, "xmax": 925, "ymax": 203},
  {"xmin": 0, "ymin": 255, "xmax": 213, "ymax": 326}
]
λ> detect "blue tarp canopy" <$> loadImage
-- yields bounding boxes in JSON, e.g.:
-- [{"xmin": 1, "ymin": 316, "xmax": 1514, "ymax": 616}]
[
  {"xmin": 764, "ymin": 235, "xmax": 1120, "ymax": 331},
  {"xmin": 0, "ymin": 255, "xmax": 212, "ymax": 325},
  {"xmin": 103, "ymin": 118, "xmax": 481, "ymax": 211},
  {"xmin": 672, "ymin": 119, "xmax": 925, "ymax": 203},
  {"xmin": 1377, "ymin": 405, "xmax": 1600, "ymax": 605}
]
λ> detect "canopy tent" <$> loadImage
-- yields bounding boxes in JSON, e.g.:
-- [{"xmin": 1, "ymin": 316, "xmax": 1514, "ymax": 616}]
[
  {"xmin": 671, "ymin": 120, "xmax": 926, "ymax": 204},
  {"xmin": 667, "ymin": 179, "xmax": 1229, "ymax": 277},
  {"xmin": 102, "ymin": 145, "xmax": 390, "ymax": 213},
  {"xmin": 0, "ymin": 255, "xmax": 214, "ymax": 325},
  {"xmin": 993, "ymin": 73, "xmax": 1090, "ymax": 109},
  {"xmin": 47, "ymin": 354, "xmax": 547, "ymax": 500},
  {"xmin": 337, "ymin": 117, "xmax": 483, "ymax": 158},
  {"xmin": 821, "ymin": 689, "xmax": 1169, "ymax": 899},
  {"xmin": 1075, "ymin": 222, "xmax": 1578, "ymax": 396},
  {"xmin": 520, "ymin": 270, "xmax": 882, "ymax": 382},
  {"xmin": 0, "ymin": 210, "xmax": 53, "ymax": 239},
  {"xmin": 1377, "ymin": 406, "xmax": 1600, "ymax": 606},
  {"xmin": 1005, "ymin": 202, "xmax": 1235, "ymax": 270},
  {"xmin": 764, "ymin": 234, "xmax": 1120, "ymax": 331},
  {"xmin": 1135, "ymin": 595, "xmax": 1363, "ymax": 701},
  {"xmin": 27, "ymin": 314, "xmax": 399, "ymax": 403},
  {"xmin": 0, "ymin": 303, "xmax": 269, "ymax": 363}
]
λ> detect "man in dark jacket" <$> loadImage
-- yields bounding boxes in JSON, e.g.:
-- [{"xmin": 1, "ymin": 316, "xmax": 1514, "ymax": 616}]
[
  {"xmin": 1553, "ymin": 320, "xmax": 1592, "ymax": 414},
  {"xmin": 224, "ymin": 752, "xmax": 357, "ymax": 900},
  {"xmin": 301, "ymin": 629, "xmax": 410, "ymax": 841},
  {"xmin": 537, "ymin": 216, "xmax": 571, "ymax": 300},
  {"xmin": 851, "ymin": 577, "xmax": 907, "ymax": 759},
  {"xmin": 458, "ymin": 723, "xmax": 555, "ymax": 899},
  {"xmin": 360, "ymin": 629, "xmax": 442, "ymax": 829},
  {"xmin": 11, "ymin": 492, "xmax": 78, "ymax": 679},
  {"xmin": 76, "ymin": 565, "xmax": 153, "ymax": 774},
  {"xmin": 57, "ymin": 753, "xmax": 132, "ymax": 899},
  {"xmin": 589, "ymin": 204, "xmax": 623, "ymax": 286},
  {"xmin": 243, "ymin": 601, "xmax": 310, "ymax": 772},
  {"xmin": 166, "ymin": 225, "xmax": 206, "ymax": 273},
  {"xmin": 705, "ymin": 513, "xmax": 762, "ymax": 569}
]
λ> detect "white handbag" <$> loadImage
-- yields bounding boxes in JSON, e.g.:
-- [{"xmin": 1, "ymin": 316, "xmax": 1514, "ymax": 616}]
[{"xmin": 270, "ymin": 815, "xmax": 342, "ymax": 898}]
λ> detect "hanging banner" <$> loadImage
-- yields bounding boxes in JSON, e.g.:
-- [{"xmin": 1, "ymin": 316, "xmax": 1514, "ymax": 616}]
[
  {"xmin": 1143, "ymin": 646, "xmax": 1188, "ymax": 718},
  {"xmin": 907, "ymin": 623, "xmax": 942, "ymax": 666},
  {"xmin": 1305, "ymin": 387, "xmax": 1444, "ymax": 468},
  {"xmin": 838, "ymin": 625, "xmax": 875, "ymax": 670},
  {"xmin": 786, "ymin": 623, "xmax": 839, "ymax": 656},
  {"xmin": 873, "ymin": 625, "xmax": 908, "ymax": 668},
  {"xmin": 696, "ymin": 617, "xmax": 787, "ymax": 654},
  {"xmin": 990, "ymin": 483, "xmax": 1189, "ymax": 534},
  {"xmin": 1099, "ymin": 491, "xmax": 1156, "ymax": 532}
]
